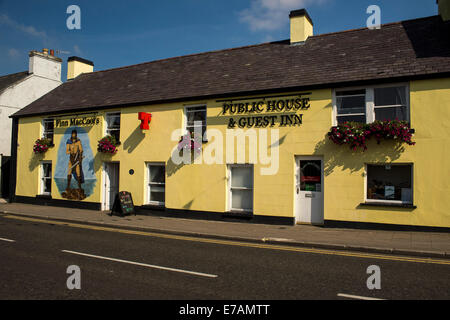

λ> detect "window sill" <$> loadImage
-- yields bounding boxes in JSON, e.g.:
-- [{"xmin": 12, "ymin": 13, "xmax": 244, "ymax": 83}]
[{"xmin": 360, "ymin": 202, "xmax": 417, "ymax": 209}]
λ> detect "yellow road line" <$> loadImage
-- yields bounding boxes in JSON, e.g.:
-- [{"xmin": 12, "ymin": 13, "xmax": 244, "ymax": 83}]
[{"xmin": 2, "ymin": 214, "xmax": 450, "ymax": 266}]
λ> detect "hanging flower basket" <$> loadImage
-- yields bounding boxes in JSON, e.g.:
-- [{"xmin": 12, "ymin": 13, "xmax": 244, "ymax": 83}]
[
  {"xmin": 327, "ymin": 120, "xmax": 415, "ymax": 151},
  {"xmin": 178, "ymin": 133, "xmax": 202, "ymax": 154},
  {"xmin": 33, "ymin": 138, "xmax": 52, "ymax": 154},
  {"xmin": 98, "ymin": 135, "xmax": 119, "ymax": 154}
]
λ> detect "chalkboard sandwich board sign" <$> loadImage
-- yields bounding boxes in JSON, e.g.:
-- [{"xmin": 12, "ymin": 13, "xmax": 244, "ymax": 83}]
[{"xmin": 112, "ymin": 191, "xmax": 136, "ymax": 216}]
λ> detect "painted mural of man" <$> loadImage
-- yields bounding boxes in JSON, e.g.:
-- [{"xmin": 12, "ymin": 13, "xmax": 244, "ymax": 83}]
[{"xmin": 64, "ymin": 129, "xmax": 85, "ymax": 200}]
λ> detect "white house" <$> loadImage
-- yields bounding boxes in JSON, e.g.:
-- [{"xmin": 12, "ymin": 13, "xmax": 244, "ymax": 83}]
[{"xmin": 0, "ymin": 49, "xmax": 62, "ymax": 198}]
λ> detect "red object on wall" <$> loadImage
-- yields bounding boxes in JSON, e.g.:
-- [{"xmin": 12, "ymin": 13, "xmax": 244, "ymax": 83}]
[{"xmin": 138, "ymin": 112, "xmax": 152, "ymax": 130}]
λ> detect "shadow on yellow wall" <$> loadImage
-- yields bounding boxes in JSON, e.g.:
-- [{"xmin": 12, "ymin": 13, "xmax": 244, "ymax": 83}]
[
  {"xmin": 123, "ymin": 126, "xmax": 145, "ymax": 153},
  {"xmin": 28, "ymin": 152, "xmax": 44, "ymax": 171},
  {"xmin": 314, "ymin": 136, "xmax": 405, "ymax": 176}
]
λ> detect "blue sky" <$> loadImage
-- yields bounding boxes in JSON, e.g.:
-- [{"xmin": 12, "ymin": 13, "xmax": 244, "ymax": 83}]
[{"xmin": 0, "ymin": 0, "xmax": 438, "ymax": 80}]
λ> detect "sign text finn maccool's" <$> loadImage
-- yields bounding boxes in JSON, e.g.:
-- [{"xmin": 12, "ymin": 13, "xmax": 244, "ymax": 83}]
[
  {"xmin": 55, "ymin": 116, "xmax": 100, "ymax": 128},
  {"xmin": 222, "ymin": 95, "xmax": 311, "ymax": 129}
]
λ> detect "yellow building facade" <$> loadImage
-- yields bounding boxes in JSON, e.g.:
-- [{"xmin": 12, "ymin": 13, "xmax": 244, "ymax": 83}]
[
  {"xmin": 10, "ymin": 7, "xmax": 450, "ymax": 229},
  {"xmin": 12, "ymin": 77, "xmax": 450, "ymax": 228}
]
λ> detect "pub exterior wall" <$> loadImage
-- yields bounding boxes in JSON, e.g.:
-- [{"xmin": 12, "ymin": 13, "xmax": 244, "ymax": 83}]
[{"xmin": 14, "ymin": 78, "xmax": 450, "ymax": 228}]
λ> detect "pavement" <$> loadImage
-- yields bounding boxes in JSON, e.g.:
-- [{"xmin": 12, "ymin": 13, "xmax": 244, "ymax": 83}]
[{"xmin": 0, "ymin": 202, "xmax": 449, "ymax": 259}]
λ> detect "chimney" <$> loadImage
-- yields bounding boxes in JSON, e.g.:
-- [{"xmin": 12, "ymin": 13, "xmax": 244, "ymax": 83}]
[
  {"xmin": 28, "ymin": 48, "xmax": 62, "ymax": 82},
  {"xmin": 289, "ymin": 9, "xmax": 314, "ymax": 44},
  {"xmin": 438, "ymin": 0, "xmax": 450, "ymax": 22},
  {"xmin": 67, "ymin": 56, "xmax": 94, "ymax": 80}
]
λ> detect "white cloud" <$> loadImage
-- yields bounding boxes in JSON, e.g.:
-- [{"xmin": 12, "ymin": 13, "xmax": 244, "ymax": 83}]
[
  {"xmin": 8, "ymin": 48, "xmax": 20, "ymax": 59},
  {"xmin": 239, "ymin": 0, "xmax": 325, "ymax": 32},
  {"xmin": 73, "ymin": 45, "xmax": 82, "ymax": 55},
  {"xmin": 0, "ymin": 14, "xmax": 48, "ymax": 39}
]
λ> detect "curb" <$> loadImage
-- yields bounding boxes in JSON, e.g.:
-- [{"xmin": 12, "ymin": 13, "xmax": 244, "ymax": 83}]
[{"xmin": 1, "ymin": 210, "xmax": 449, "ymax": 260}]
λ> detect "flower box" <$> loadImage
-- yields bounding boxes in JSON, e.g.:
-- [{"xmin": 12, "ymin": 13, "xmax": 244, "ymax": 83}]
[
  {"xmin": 98, "ymin": 135, "xmax": 119, "ymax": 154},
  {"xmin": 33, "ymin": 138, "xmax": 53, "ymax": 154},
  {"xmin": 327, "ymin": 120, "xmax": 415, "ymax": 151}
]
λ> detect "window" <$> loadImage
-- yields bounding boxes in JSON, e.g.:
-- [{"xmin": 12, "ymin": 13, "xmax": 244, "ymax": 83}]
[
  {"xmin": 147, "ymin": 164, "xmax": 165, "ymax": 206},
  {"xmin": 185, "ymin": 105, "xmax": 207, "ymax": 141},
  {"xmin": 374, "ymin": 86, "xmax": 408, "ymax": 121},
  {"xmin": 334, "ymin": 85, "xmax": 409, "ymax": 125},
  {"xmin": 42, "ymin": 119, "xmax": 54, "ymax": 143},
  {"xmin": 336, "ymin": 90, "xmax": 367, "ymax": 124},
  {"xmin": 366, "ymin": 164, "xmax": 413, "ymax": 204},
  {"xmin": 229, "ymin": 165, "xmax": 253, "ymax": 213},
  {"xmin": 300, "ymin": 160, "xmax": 322, "ymax": 192},
  {"xmin": 106, "ymin": 112, "xmax": 121, "ymax": 143},
  {"xmin": 40, "ymin": 162, "xmax": 52, "ymax": 195}
]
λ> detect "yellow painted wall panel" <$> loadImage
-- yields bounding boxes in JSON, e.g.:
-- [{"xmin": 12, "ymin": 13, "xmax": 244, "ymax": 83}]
[{"xmin": 14, "ymin": 79, "xmax": 450, "ymax": 227}]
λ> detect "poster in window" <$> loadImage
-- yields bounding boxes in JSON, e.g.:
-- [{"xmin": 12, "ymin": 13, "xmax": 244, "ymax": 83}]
[{"xmin": 385, "ymin": 186, "xmax": 395, "ymax": 200}]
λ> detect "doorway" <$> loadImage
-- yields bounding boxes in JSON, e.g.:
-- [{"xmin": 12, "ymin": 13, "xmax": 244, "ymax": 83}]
[
  {"xmin": 103, "ymin": 162, "xmax": 119, "ymax": 211},
  {"xmin": 295, "ymin": 156, "xmax": 324, "ymax": 225},
  {"xmin": 0, "ymin": 155, "xmax": 11, "ymax": 199}
]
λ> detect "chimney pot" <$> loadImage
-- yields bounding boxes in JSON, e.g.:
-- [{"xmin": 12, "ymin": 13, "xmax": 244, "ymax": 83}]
[
  {"xmin": 289, "ymin": 9, "xmax": 314, "ymax": 44},
  {"xmin": 67, "ymin": 56, "xmax": 94, "ymax": 80}
]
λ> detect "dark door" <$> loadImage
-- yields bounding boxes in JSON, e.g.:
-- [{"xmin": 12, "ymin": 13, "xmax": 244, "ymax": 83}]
[{"xmin": 1, "ymin": 156, "xmax": 11, "ymax": 199}]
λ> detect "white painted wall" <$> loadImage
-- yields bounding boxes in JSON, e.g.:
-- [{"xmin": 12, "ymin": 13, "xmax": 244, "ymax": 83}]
[{"xmin": 0, "ymin": 53, "xmax": 62, "ymax": 156}]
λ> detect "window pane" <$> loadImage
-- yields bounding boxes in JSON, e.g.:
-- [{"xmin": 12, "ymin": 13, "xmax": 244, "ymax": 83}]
[
  {"xmin": 336, "ymin": 90, "xmax": 366, "ymax": 97},
  {"xmin": 375, "ymin": 106, "xmax": 407, "ymax": 121},
  {"xmin": 149, "ymin": 166, "xmax": 165, "ymax": 183},
  {"xmin": 375, "ymin": 87, "xmax": 406, "ymax": 106},
  {"xmin": 42, "ymin": 163, "xmax": 52, "ymax": 194},
  {"xmin": 231, "ymin": 189, "xmax": 253, "ymax": 211},
  {"xmin": 187, "ymin": 106, "xmax": 206, "ymax": 112},
  {"xmin": 44, "ymin": 119, "xmax": 54, "ymax": 131},
  {"xmin": 150, "ymin": 190, "xmax": 165, "ymax": 203},
  {"xmin": 43, "ymin": 119, "xmax": 54, "ymax": 142},
  {"xmin": 107, "ymin": 129, "xmax": 120, "ymax": 142},
  {"xmin": 187, "ymin": 125, "xmax": 206, "ymax": 139},
  {"xmin": 300, "ymin": 160, "xmax": 322, "ymax": 192},
  {"xmin": 44, "ymin": 178, "xmax": 52, "ymax": 194},
  {"xmin": 231, "ymin": 167, "xmax": 253, "ymax": 189},
  {"xmin": 43, "ymin": 164, "xmax": 52, "ymax": 178},
  {"xmin": 337, "ymin": 95, "xmax": 366, "ymax": 115},
  {"xmin": 187, "ymin": 110, "xmax": 206, "ymax": 126},
  {"xmin": 337, "ymin": 115, "xmax": 366, "ymax": 124},
  {"xmin": 367, "ymin": 165, "xmax": 412, "ymax": 202},
  {"xmin": 107, "ymin": 113, "xmax": 121, "ymax": 128}
]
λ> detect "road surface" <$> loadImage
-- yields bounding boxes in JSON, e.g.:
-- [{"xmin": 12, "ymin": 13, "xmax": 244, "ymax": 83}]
[{"xmin": 0, "ymin": 213, "xmax": 448, "ymax": 300}]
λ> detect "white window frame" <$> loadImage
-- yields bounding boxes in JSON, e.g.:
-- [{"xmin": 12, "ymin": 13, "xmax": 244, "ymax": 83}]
[
  {"xmin": 184, "ymin": 104, "xmax": 207, "ymax": 141},
  {"xmin": 227, "ymin": 164, "xmax": 254, "ymax": 213},
  {"xmin": 146, "ymin": 163, "xmax": 166, "ymax": 206},
  {"xmin": 40, "ymin": 161, "xmax": 52, "ymax": 196},
  {"xmin": 42, "ymin": 118, "xmax": 54, "ymax": 143},
  {"xmin": 332, "ymin": 83, "xmax": 410, "ymax": 126},
  {"xmin": 334, "ymin": 89, "xmax": 367, "ymax": 125},
  {"xmin": 105, "ymin": 112, "xmax": 121, "ymax": 142},
  {"xmin": 364, "ymin": 163, "xmax": 414, "ymax": 205}
]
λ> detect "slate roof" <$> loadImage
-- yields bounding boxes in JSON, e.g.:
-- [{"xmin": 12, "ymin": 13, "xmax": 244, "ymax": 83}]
[
  {"xmin": 12, "ymin": 15, "xmax": 450, "ymax": 118},
  {"xmin": 0, "ymin": 71, "xmax": 29, "ymax": 94}
]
